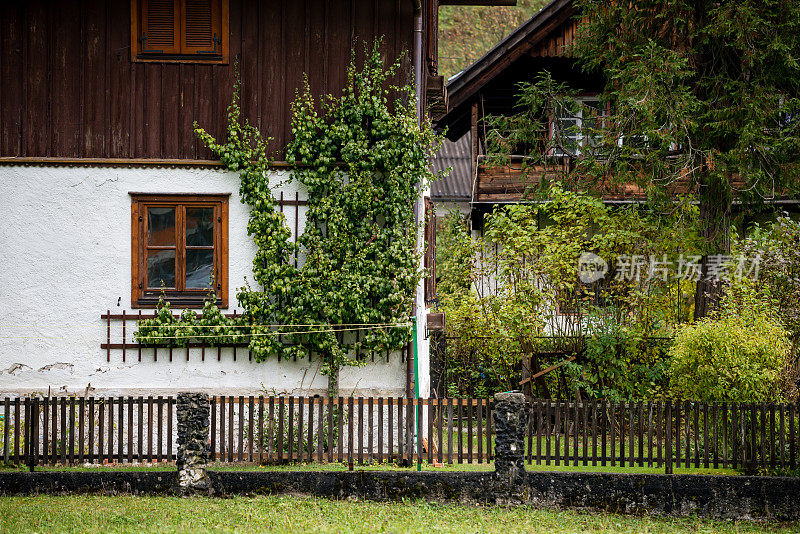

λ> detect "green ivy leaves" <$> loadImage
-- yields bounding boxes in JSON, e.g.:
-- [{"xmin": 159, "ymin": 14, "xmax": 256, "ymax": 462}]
[{"xmin": 136, "ymin": 41, "xmax": 443, "ymax": 376}]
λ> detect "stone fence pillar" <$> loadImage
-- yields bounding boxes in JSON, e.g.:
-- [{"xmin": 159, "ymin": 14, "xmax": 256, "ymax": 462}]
[
  {"xmin": 176, "ymin": 392, "xmax": 211, "ymax": 495},
  {"xmin": 493, "ymin": 391, "xmax": 528, "ymax": 504}
]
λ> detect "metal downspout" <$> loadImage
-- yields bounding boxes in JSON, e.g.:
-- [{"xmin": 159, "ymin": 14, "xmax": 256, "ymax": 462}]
[
  {"xmin": 410, "ymin": 0, "xmax": 424, "ymax": 466},
  {"xmin": 413, "ymin": 0, "xmax": 423, "ymax": 126},
  {"xmin": 408, "ymin": 0, "xmax": 423, "ymax": 401}
]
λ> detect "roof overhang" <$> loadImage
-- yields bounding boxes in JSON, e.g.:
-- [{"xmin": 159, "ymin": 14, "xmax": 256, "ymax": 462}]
[
  {"xmin": 439, "ymin": 0, "xmax": 517, "ymax": 4},
  {"xmin": 435, "ymin": 0, "xmax": 576, "ymax": 140}
]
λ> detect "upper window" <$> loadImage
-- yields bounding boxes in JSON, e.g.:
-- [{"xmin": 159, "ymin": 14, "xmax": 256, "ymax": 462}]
[
  {"xmin": 550, "ymin": 97, "xmax": 609, "ymax": 157},
  {"xmin": 131, "ymin": 0, "xmax": 229, "ymax": 63},
  {"xmin": 131, "ymin": 193, "xmax": 229, "ymax": 308}
]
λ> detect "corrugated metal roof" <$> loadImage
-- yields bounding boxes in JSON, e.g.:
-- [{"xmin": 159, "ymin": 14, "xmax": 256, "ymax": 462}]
[{"xmin": 430, "ymin": 132, "xmax": 472, "ymax": 201}]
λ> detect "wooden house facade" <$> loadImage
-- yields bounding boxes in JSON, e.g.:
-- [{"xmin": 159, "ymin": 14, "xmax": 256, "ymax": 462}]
[
  {"xmin": 0, "ymin": 0, "xmax": 440, "ymax": 161},
  {"xmin": 0, "ymin": 0, "xmax": 476, "ymax": 398}
]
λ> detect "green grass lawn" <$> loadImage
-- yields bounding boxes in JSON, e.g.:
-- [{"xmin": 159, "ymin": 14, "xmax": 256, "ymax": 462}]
[{"xmin": 1, "ymin": 495, "xmax": 796, "ymax": 533}]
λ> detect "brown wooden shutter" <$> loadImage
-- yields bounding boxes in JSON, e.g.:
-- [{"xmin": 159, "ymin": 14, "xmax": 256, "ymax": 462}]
[
  {"xmin": 424, "ymin": 197, "xmax": 437, "ymax": 304},
  {"xmin": 181, "ymin": 0, "xmax": 222, "ymax": 55},
  {"xmin": 140, "ymin": 0, "xmax": 180, "ymax": 55}
]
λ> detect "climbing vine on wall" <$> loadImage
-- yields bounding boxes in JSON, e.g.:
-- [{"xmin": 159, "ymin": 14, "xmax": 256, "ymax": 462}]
[{"xmin": 136, "ymin": 42, "xmax": 443, "ymax": 378}]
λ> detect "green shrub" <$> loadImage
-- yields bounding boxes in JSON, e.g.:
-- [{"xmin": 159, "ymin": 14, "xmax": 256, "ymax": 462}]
[
  {"xmin": 735, "ymin": 216, "xmax": 800, "ymax": 347},
  {"xmin": 668, "ymin": 283, "xmax": 791, "ymax": 403},
  {"xmin": 567, "ymin": 316, "xmax": 670, "ymax": 401}
]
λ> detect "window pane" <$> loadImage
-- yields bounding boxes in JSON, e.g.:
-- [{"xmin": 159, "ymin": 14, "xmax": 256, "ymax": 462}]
[
  {"xmin": 582, "ymin": 99, "xmax": 602, "ymax": 112},
  {"xmin": 186, "ymin": 207, "xmax": 214, "ymax": 247},
  {"xmin": 555, "ymin": 116, "xmax": 581, "ymax": 155},
  {"xmin": 582, "ymin": 100, "xmax": 603, "ymax": 147},
  {"xmin": 147, "ymin": 207, "xmax": 175, "ymax": 246},
  {"xmin": 147, "ymin": 249, "xmax": 176, "ymax": 289},
  {"xmin": 557, "ymin": 117, "xmax": 580, "ymax": 139},
  {"xmin": 186, "ymin": 249, "xmax": 214, "ymax": 289}
]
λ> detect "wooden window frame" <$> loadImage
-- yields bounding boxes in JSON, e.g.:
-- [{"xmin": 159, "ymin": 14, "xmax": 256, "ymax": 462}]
[
  {"xmin": 130, "ymin": 0, "xmax": 230, "ymax": 64},
  {"xmin": 131, "ymin": 193, "xmax": 229, "ymax": 308}
]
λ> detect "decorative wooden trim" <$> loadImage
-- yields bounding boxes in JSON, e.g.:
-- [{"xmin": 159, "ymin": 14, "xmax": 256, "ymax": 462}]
[
  {"xmin": 0, "ymin": 157, "xmax": 296, "ymax": 168},
  {"xmin": 131, "ymin": 56, "xmax": 229, "ymax": 65},
  {"xmin": 219, "ymin": 198, "xmax": 229, "ymax": 306},
  {"xmin": 131, "ymin": 200, "xmax": 142, "ymax": 313},
  {"xmin": 1, "ymin": 157, "xmax": 221, "ymax": 167},
  {"xmin": 133, "ymin": 296, "xmax": 227, "ymax": 308},
  {"xmin": 129, "ymin": 192, "xmax": 231, "ymax": 200},
  {"xmin": 220, "ymin": 0, "xmax": 230, "ymax": 63},
  {"xmin": 130, "ymin": 0, "xmax": 139, "ymax": 65}
]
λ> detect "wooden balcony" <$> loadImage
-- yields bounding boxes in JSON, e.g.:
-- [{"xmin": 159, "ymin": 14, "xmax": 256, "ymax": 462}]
[
  {"xmin": 475, "ymin": 159, "xmax": 565, "ymax": 202},
  {"xmin": 474, "ymin": 158, "xmax": 734, "ymax": 203}
]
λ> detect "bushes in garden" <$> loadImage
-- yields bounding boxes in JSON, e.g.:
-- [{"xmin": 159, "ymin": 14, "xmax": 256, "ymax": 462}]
[
  {"xmin": 435, "ymin": 189, "xmax": 800, "ymax": 404},
  {"xmin": 666, "ymin": 217, "xmax": 800, "ymax": 404},
  {"xmin": 668, "ymin": 283, "xmax": 792, "ymax": 403},
  {"xmin": 435, "ymin": 186, "xmax": 697, "ymax": 399}
]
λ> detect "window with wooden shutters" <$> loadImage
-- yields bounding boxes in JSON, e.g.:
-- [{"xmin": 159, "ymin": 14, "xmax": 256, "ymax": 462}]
[
  {"xmin": 131, "ymin": 193, "xmax": 229, "ymax": 308},
  {"xmin": 131, "ymin": 0, "xmax": 228, "ymax": 62}
]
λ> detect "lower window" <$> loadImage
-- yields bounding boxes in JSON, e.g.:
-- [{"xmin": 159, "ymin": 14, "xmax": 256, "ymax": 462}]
[{"xmin": 131, "ymin": 193, "xmax": 229, "ymax": 308}]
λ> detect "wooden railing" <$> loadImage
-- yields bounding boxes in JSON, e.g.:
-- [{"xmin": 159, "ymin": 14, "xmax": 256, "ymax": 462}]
[
  {"xmin": 100, "ymin": 310, "xmax": 250, "ymax": 363},
  {"xmin": 2, "ymin": 396, "xmax": 798, "ymax": 473}
]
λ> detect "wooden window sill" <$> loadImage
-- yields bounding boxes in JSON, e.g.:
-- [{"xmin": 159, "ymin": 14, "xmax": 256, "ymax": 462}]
[{"xmin": 132, "ymin": 54, "xmax": 228, "ymax": 65}]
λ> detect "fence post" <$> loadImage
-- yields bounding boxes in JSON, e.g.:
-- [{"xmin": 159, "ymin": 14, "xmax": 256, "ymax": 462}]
[
  {"xmin": 665, "ymin": 401, "xmax": 672, "ymax": 474},
  {"xmin": 176, "ymin": 392, "xmax": 211, "ymax": 495},
  {"xmin": 493, "ymin": 392, "xmax": 528, "ymax": 504},
  {"xmin": 23, "ymin": 398, "xmax": 30, "ymax": 471},
  {"xmin": 27, "ymin": 398, "xmax": 39, "ymax": 472}
]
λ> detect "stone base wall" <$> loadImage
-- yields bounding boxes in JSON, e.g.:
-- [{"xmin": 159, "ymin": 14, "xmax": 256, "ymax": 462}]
[{"xmin": 2, "ymin": 470, "xmax": 799, "ymax": 520}]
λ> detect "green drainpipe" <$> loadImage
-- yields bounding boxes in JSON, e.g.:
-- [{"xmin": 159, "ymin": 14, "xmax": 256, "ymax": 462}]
[{"xmin": 413, "ymin": 316, "xmax": 421, "ymax": 471}]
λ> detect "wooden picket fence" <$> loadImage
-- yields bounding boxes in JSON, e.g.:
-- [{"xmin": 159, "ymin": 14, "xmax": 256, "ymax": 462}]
[
  {"xmin": 207, "ymin": 396, "xmax": 493, "ymax": 465},
  {"xmin": 1, "ymin": 396, "xmax": 175, "ymax": 466},
  {"xmin": 1, "ymin": 396, "xmax": 798, "ymax": 473},
  {"xmin": 524, "ymin": 399, "xmax": 799, "ymax": 473}
]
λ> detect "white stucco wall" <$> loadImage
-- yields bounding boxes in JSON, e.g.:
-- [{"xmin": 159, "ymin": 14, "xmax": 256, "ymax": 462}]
[{"xmin": 0, "ymin": 164, "xmax": 425, "ymax": 397}]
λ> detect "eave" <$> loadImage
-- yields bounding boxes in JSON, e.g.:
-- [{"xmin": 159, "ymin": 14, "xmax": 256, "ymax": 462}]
[{"xmin": 435, "ymin": 0, "xmax": 576, "ymax": 140}]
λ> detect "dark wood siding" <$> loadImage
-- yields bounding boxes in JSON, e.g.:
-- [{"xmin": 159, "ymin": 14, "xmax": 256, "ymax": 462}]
[{"xmin": 0, "ymin": 0, "xmax": 414, "ymax": 160}]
